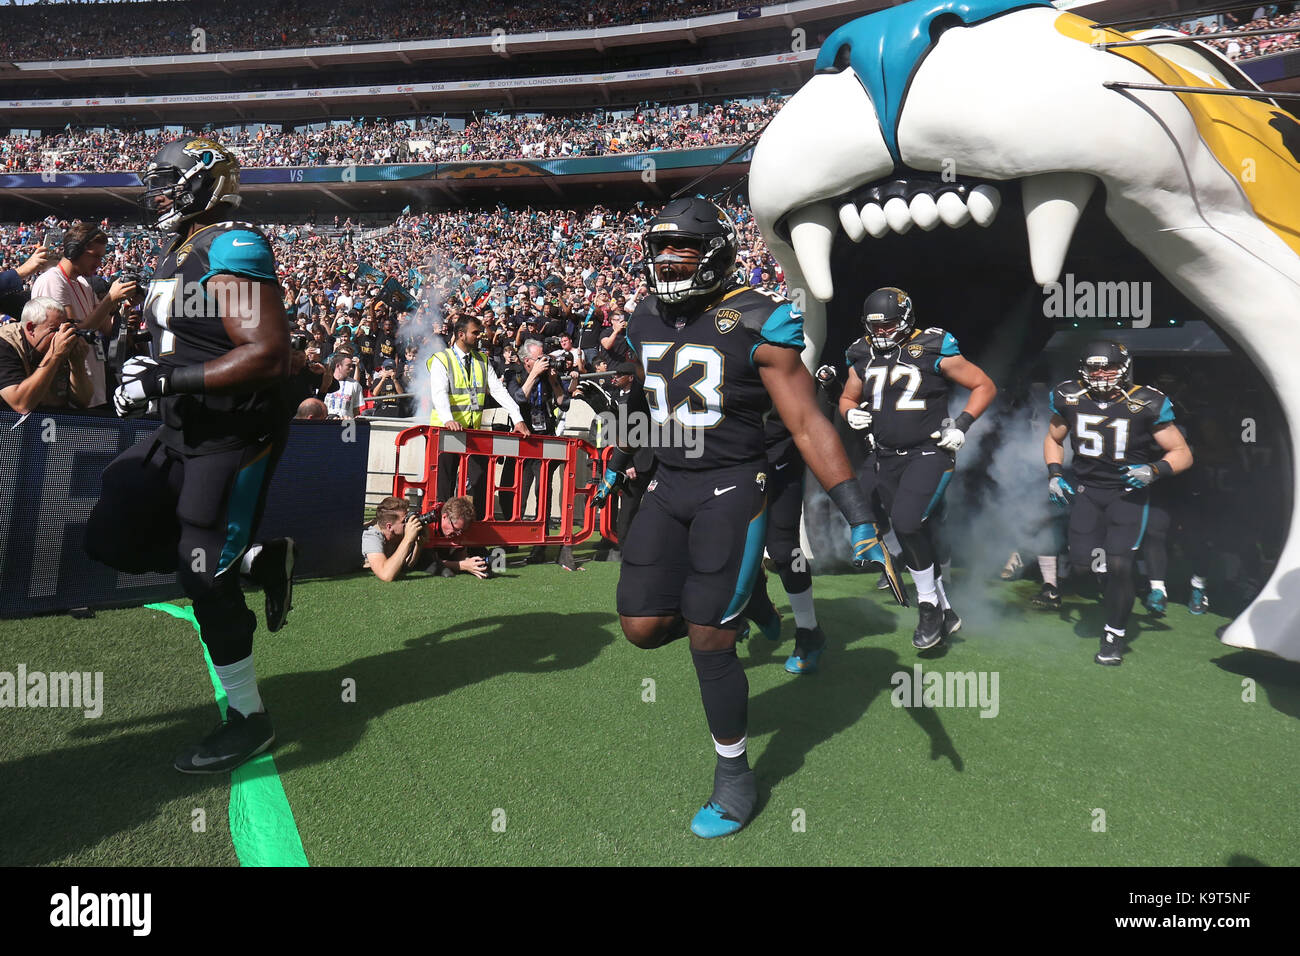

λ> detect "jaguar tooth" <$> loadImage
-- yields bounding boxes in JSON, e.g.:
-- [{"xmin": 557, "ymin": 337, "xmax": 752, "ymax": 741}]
[
  {"xmin": 909, "ymin": 193, "xmax": 940, "ymax": 231},
  {"xmin": 838, "ymin": 202, "xmax": 866, "ymax": 242},
  {"xmin": 967, "ymin": 184, "xmax": 1001, "ymax": 226},
  {"xmin": 860, "ymin": 203, "xmax": 889, "ymax": 238},
  {"xmin": 883, "ymin": 197, "xmax": 913, "ymax": 234},
  {"xmin": 936, "ymin": 191, "xmax": 971, "ymax": 228},
  {"xmin": 1022, "ymin": 172, "xmax": 1097, "ymax": 286},
  {"xmin": 787, "ymin": 202, "xmax": 837, "ymax": 301}
]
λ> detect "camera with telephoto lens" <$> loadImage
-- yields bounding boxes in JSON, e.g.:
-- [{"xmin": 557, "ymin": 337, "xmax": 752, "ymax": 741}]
[
  {"xmin": 414, "ymin": 508, "xmax": 440, "ymax": 527},
  {"xmin": 71, "ymin": 328, "xmax": 99, "ymax": 342}
]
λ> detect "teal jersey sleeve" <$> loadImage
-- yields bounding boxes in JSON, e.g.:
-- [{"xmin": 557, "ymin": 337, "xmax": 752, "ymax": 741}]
[
  {"xmin": 934, "ymin": 331, "xmax": 961, "ymax": 373},
  {"xmin": 758, "ymin": 302, "xmax": 805, "ymax": 347},
  {"xmin": 750, "ymin": 303, "xmax": 804, "ymax": 364},
  {"xmin": 1155, "ymin": 396, "xmax": 1175, "ymax": 425},
  {"xmin": 202, "ymin": 230, "xmax": 277, "ymax": 286}
]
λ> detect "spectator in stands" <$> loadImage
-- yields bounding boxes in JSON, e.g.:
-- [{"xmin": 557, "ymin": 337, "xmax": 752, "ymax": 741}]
[
  {"xmin": 324, "ymin": 353, "xmax": 362, "ymax": 418},
  {"xmin": 0, "ymin": 296, "xmax": 93, "ymax": 414},
  {"xmin": 0, "ymin": 245, "xmax": 56, "ymax": 297},
  {"xmin": 295, "ymin": 397, "xmax": 329, "ymax": 420}
]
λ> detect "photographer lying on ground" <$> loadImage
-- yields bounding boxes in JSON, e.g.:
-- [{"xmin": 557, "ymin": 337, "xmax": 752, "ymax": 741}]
[{"xmin": 363, "ymin": 495, "xmax": 489, "ymax": 581}]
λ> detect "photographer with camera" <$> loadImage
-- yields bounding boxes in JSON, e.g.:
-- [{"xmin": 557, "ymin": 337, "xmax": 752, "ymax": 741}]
[
  {"xmin": 363, "ymin": 495, "xmax": 488, "ymax": 581},
  {"xmin": 511, "ymin": 338, "xmax": 579, "ymax": 568},
  {"xmin": 31, "ymin": 222, "xmax": 139, "ymax": 409},
  {"xmin": 0, "ymin": 296, "xmax": 94, "ymax": 414}
]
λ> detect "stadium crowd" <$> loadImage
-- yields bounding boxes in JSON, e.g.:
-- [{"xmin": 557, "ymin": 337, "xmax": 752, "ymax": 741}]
[
  {"xmin": 0, "ymin": 0, "xmax": 746, "ymax": 61},
  {"xmin": 0, "ymin": 199, "xmax": 786, "ymax": 418},
  {"xmin": 0, "ymin": 100, "xmax": 783, "ymax": 173},
  {"xmin": 1193, "ymin": 7, "xmax": 1300, "ymax": 59}
]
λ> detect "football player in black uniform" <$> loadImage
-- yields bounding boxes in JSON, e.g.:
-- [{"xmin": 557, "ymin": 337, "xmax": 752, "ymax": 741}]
[
  {"xmin": 1045, "ymin": 341, "xmax": 1193, "ymax": 664},
  {"xmin": 840, "ymin": 288, "xmax": 996, "ymax": 651},
  {"xmin": 592, "ymin": 197, "xmax": 905, "ymax": 838},
  {"xmin": 84, "ymin": 138, "xmax": 293, "ymax": 772}
]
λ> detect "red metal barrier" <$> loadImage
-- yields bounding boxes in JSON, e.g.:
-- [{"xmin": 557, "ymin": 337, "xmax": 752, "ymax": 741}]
[{"xmin": 392, "ymin": 425, "xmax": 607, "ymax": 548}]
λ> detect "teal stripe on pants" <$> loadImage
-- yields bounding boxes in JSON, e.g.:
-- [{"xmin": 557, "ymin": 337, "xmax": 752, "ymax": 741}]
[
  {"xmin": 922, "ymin": 468, "xmax": 954, "ymax": 522},
  {"xmin": 216, "ymin": 445, "xmax": 272, "ymax": 576},
  {"xmin": 722, "ymin": 503, "xmax": 768, "ymax": 624}
]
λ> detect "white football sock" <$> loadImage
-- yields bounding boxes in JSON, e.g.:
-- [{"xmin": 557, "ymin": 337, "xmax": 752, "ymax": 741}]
[
  {"xmin": 1190, "ymin": 575, "xmax": 1206, "ymax": 590},
  {"xmin": 786, "ymin": 587, "xmax": 817, "ymax": 629},
  {"xmin": 911, "ymin": 564, "xmax": 938, "ymax": 606},
  {"xmin": 713, "ymin": 735, "xmax": 747, "ymax": 759},
  {"xmin": 1038, "ymin": 555, "xmax": 1058, "ymax": 587},
  {"xmin": 214, "ymin": 655, "xmax": 264, "ymax": 716},
  {"xmin": 240, "ymin": 544, "xmax": 263, "ymax": 576},
  {"xmin": 934, "ymin": 574, "xmax": 951, "ymax": 611},
  {"xmin": 1150, "ymin": 579, "xmax": 1166, "ymax": 594}
]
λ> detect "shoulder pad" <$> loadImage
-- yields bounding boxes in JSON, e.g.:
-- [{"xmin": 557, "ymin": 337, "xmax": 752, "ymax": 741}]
[{"xmin": 845, "ymin": 338, "xmax": 872, "ymax": 366}]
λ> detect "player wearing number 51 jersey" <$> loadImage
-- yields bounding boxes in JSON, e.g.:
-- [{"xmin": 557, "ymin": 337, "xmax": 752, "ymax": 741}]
[
  {"xmin": 1044, "ymin": 341, "xmax": 1193, "ymax": 665},
  {"xmin": 84, "ymin": 137, "xmax": 293, "ymax": 774},
  {"xmin": 841, "ymin": 288, "xmax": 997, "ymax": 651},
  {"xmin": 596, "ymin": 197, "xmax": 904, "ymax": 840}
]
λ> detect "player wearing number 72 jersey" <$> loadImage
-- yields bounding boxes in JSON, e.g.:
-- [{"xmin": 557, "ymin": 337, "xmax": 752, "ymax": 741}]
[
  {"xmin": 597, "ymin": 197, "xmax": 905, "ymax": 840},
  {"xmin": 1044, "ymin": 340, "xmax": 1193, "ymax": 665}
]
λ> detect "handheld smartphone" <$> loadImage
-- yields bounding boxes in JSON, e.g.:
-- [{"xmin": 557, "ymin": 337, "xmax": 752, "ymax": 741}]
[{"xmin": 44, "ymin": 227, "xmax": 65, "ymax": 251}]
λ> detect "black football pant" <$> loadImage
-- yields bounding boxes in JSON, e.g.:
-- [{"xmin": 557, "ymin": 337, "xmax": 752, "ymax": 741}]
[
  {"xmin": 85, "ymin": 431, "xmax": 284, "ymax": 666},
  {"xmin": 874, "ymin": 445, "xmax": 954, "ymax": 573}
]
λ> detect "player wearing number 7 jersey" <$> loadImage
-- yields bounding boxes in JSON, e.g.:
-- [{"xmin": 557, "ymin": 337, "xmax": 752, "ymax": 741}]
[
  {"xmin": 84, "ymin": 137, "xmax": 293, "ymax": 774},
  {"xmin": 1045, "ymin": 340, "xmax": 1192, "ymax": 666},
  {"xmin": 603, "ymin": 197, "xmax": 905, "ymax": 839},
  {"xmin": 840, "ymin": 288, "xmax": 997, "ymax": 652}
]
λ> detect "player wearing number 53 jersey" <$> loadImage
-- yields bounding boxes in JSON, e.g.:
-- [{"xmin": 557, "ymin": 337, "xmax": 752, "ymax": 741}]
[
  {"xmin": 840, "ymin": 288, "xmax": 997, "ymax": 652},
  {"xmin": 84, "ymin": 137, "xmax": 293, "ymax": 773},
  {"xmin": 593, "ymin": 197, "xmax": 904, "ymax": 840},
  {"xmin": 1044, "ymin": 341, "xmax": 1192, "ymax": 665}
]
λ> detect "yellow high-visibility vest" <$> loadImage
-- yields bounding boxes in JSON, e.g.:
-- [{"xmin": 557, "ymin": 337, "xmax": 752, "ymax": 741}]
[{"xmin": 428, "ymin": 347, "xmax": 491, "ymax": 428}]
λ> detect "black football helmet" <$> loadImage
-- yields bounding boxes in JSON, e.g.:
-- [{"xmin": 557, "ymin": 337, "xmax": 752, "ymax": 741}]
[
  {"xmin": 1079, "ymin": 340, "xmax": 1133, "ymax": 398},
  {"xmin": 862, "ymin": 287, "xmax": 915, "ymax": 350},
  {"xmin": 139, "ymin": 137, "xmax": 241, "ymax": 232},
  {"xmin": 641, "ymin": 197, "xmax": 739, "ymax": 306}
]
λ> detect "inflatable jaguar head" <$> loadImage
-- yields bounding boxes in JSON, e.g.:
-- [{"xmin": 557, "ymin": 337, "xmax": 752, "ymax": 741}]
[{"xmin": 750, "ymin": 0, "xmax": 1300, "ymax": 659}]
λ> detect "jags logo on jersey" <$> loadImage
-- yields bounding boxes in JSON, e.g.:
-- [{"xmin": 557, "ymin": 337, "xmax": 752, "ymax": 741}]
[
  {"xmin": 907, "ymin": 343, "xmax": 925, "ymax": 358},
  {"xmin": 716, "ymin": 308, "xmax": 741, "ymax": 334},
  {"xmin": 1127, "ymin": 402, "xmax": 1144, "ymax": 414}
]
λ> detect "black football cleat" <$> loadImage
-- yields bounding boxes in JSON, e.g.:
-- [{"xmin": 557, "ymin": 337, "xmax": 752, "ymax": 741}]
[
  {"xmin": 1095, "ymin": 631, "xmax": 1125, "ymax": 666},
  {"xmin": 912, "ymin": 602, "xmax": 944, "ymax": 651},
  {"xmin": 941, "ymin": 607, "xmax": 962, "ymax": 637},
  {"xmin": 1031, "ymin": 583, "xmax": 1061, "ymax": 610},
  {"xmin": 254, "ymin": 538, "xmax": 296, "ymax": 633},
  {"xmin": 173, "ymin": 707, "xmax": 275, "ymax": 774}
]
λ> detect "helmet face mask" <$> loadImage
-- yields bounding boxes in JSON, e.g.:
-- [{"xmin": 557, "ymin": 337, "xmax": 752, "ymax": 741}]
[
  {"xmin": 641, "ymin": 198, "xmax": 738, "ymax": 307},
  {"xmin": 862, "ymin": 287, "xmax": 915, "ymax": 350},
  {"xmin": 139, "ymin": 137, "xmax": 241, "ymax": 232},
  {"xmin": 1079, "ymin": 341, "xmax": 1133, "ymax": 399}
]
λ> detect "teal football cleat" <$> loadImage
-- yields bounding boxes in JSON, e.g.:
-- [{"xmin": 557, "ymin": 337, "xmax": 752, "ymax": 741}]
[
  {"xmin": 784, "ymin": 626, "xmax": 826, "ymax": 674},
  {"xmin": 1145, "ymin": 588, "xmax": 1167, "ymax": 615},
  {"xmin": 1188, "ymin": 587, "xmax": 1209, "ymax": 615},
  {"xmin": 690, "ymin": 801, "xmax": 746, "ymax": 838}
]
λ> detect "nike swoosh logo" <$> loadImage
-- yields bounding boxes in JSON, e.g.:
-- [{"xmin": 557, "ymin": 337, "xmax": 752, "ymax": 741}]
[
  {"xmin": 774, "ymin": 462, "xmax": 789, "ymax": 471},
  {"xmin": 713, "ymin": 486, "xmax": 736, "ymax": 496},
  {"xmin": 186, "ymin": 754, "xmax": 228, "ymax": 768},
  {"xmin": 921, "ymin": 451, "xmax": 936, "ymax": 456},
  {"xmin": 231, "ymin": 240, "xmax": 255, "ymax": 247}
]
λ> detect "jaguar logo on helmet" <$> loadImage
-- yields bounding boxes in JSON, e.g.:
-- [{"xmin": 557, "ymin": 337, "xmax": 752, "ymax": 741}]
[{"xmin": 139, "ymin": 136, "xmax": 241, "ymax": 233}]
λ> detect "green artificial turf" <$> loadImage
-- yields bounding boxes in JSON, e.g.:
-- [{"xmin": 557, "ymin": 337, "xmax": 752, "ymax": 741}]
[{"xmin": 2, "ymin": 560, "xmax": 1297, "ymax": 866}]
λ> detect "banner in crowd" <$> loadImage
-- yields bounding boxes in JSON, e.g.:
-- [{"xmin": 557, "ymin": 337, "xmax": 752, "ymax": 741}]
[{"xmin": 0, "ymin": 412, "xmax": 369, "ymax": 618}]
